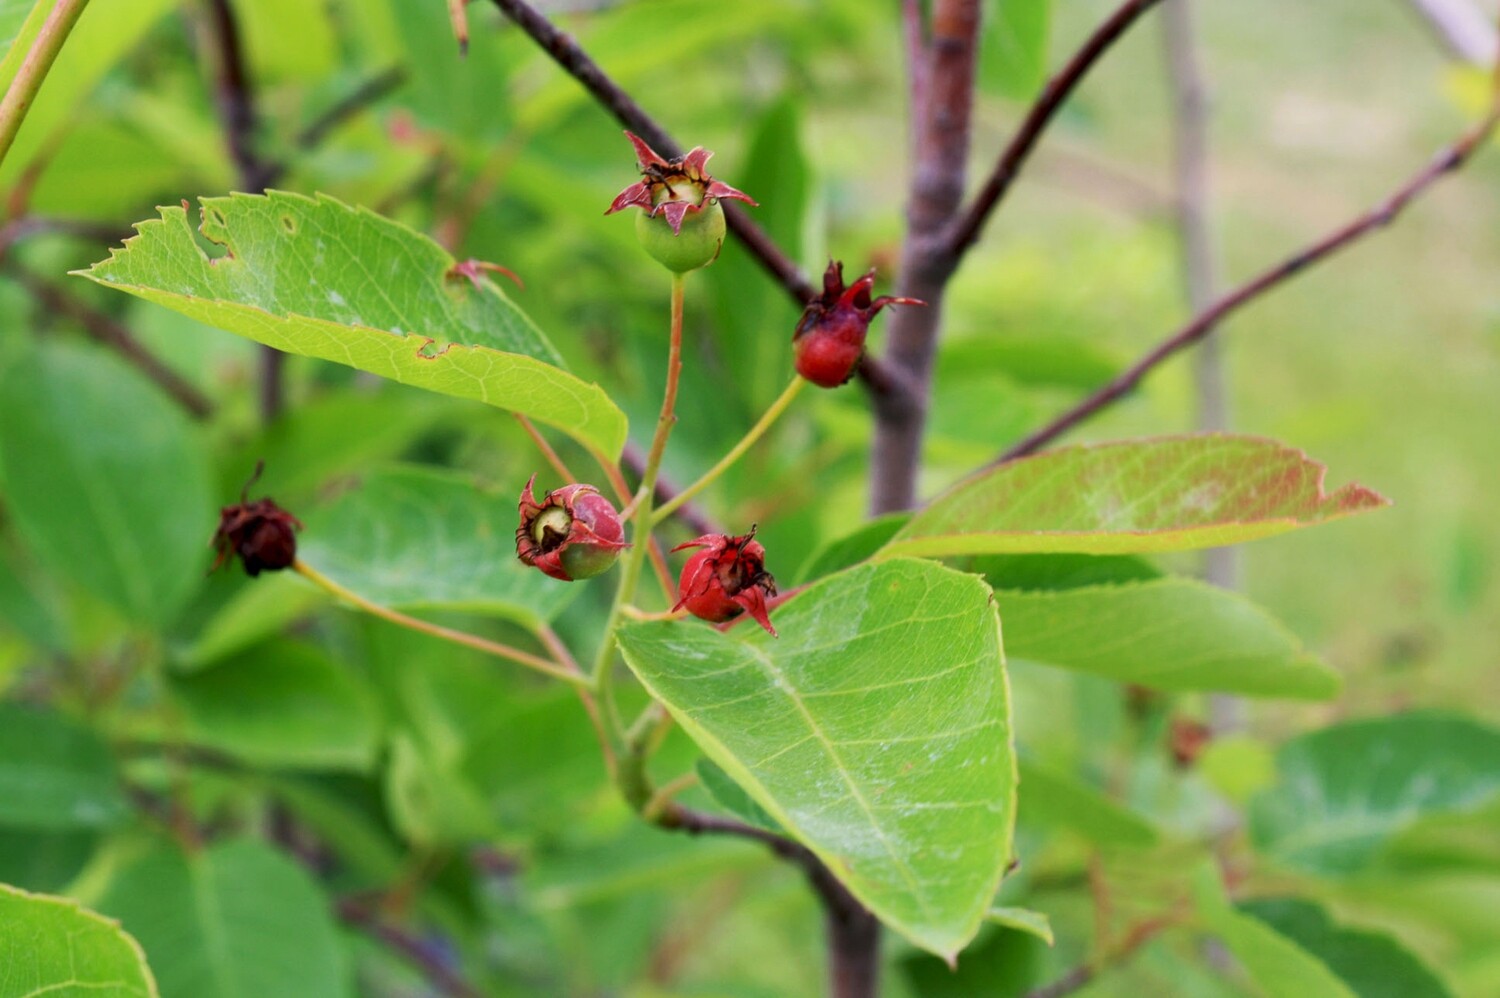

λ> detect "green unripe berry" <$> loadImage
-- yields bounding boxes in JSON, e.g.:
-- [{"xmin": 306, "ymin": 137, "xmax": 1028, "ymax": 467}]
[{"xmin": 635, "ymin": 199, "xmax": 726, "ymax": 273}]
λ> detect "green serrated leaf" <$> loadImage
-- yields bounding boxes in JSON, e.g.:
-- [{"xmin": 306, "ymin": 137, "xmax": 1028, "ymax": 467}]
[
  {"xmin": 985, "ymin": 906, "xmax": 1054, "ymax": 946},
  {"xmin": 0, "ymin": 884, "xmax": 159, "ymax": 998},
  {"xmin": 98, "ymin": 839, "xmax": 351, "ymax": 998},
  {"xmin": 1239, "ymin": 898, "xmax": 1453, "ymax": 998},
  {"xmin": 1000, "ymin": 578, "xmax": 1341, "ymax": 699},
  {"xmin": 0, "ymin": 343, "xmax": 214, "ymax": 627},
  {"xmin": 76, "ymin": 191, "xmax": 626, "ymax": 457},
  {"xmin": 0, "ymin": 704, "xmax": 127, "ymax": 832},
  {"xmin": 882, "ymin": 435, "xmax": 1389, "ymax": 559},
  {"xmin": 617, "ymin": 558, "xmax": 1015, "ymax": 959},
  {"xmin": 1249, "ymin": 713, "xmax": 1500, "ymax": 875},
  {"xmin": 297, "ymin": 465, "xmax": 577, "ymax": 629}
]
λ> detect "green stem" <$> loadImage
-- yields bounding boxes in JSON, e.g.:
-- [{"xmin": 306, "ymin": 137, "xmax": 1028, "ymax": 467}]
[
  {"xmin": 651, "ymin": 375, "xmax": 806, "ymax": 527},
  {"xmin": 294, "ymin": 560, "xmax": 589, "ymax": 689},
  {"xmin": 590, "ymin": 273, "xmax": 688, "ymax": 764},
  {"xmin": 0, "ymin": 0, "xmax": 90, "ymax": 171}
]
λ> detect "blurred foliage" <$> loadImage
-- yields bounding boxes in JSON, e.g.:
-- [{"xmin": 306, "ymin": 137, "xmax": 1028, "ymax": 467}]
[{"xmin": 0, "ymin": 0, "xmax": 1496, "ymax": 995}]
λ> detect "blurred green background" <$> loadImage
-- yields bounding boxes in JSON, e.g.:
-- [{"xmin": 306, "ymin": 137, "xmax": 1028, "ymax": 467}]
[{"xmin": 0, "ymin": 0, "xmax": 1497, "ymax": 995}]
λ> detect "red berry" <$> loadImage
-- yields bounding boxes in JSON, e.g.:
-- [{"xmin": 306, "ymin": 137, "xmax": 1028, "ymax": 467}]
[
  {"xmin": 516, "ymin": 476, "xmax": 629, "ymax": 581},
  {"xmin": 792, "ymin": 260, "xmax": 923, "ymax": 388},
  {"xmin": 672, "ymin": 528, "xmax": 778, "ymax": 636}
]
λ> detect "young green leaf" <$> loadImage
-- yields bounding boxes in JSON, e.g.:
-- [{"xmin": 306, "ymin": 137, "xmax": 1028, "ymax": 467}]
[
  {"xmin": 985, "ymin": 906, "xmax": 1054, "ymax": 946},
  {"xmin": 1015, "ymin": 757, "xmax": 1158, "ymax": 848},
  {"xmin": 98, "ymin": 839, "xmax": 351, "ymax": 998},
  {"xmin": 881, "ymin": 435, "xmax": 1388, "ymax": 559},
  {"xmin": 1239, "ymin": 898, "xmax": 1454, "ymax": 998},
  {"xmin": 76, "ymin": 191, "xmax": 627, "ymax": 457},
  {"xmin": 1249, "ymin": 713, "xmax": 1500, "ymax": 875},
  {"xmin": 0, "ymin": 884, "xmax": 158, "ymax": 998},
  {"xmin": 617, "ymin": 558, "xmax": 1015, "ymax": 960},
  {"xmin": 1193, "ymin": 864, "xmax": 1357, "ymax": 998},
  {"xmin": 1000, "ymin": 578, "xmax": 1341, "ymax": 699}
]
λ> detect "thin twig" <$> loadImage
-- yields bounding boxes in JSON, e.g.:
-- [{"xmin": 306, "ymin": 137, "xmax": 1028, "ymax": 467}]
[
  {"xmin": 651, "ymin": 377, "xmax": 805, "ymax": 526},
  {"xmin": 515, "ymin": 413, "xmax": 576, "ymax": 484},
  {"xmin": 1161, "ymin": 0, "xmax": 1241, "ymax": 740},
  {"xmin": 11, "ymin": 266, "xmax": 214, "ymax": 418},
  {"xmin": 294, "ymin": 560, "xmax": 589, "ymax": 687},
  {"xmin": 204, "ymin": 0, "xmax": 282, "ymax": 422},
  {"xmin": 294, "ymin": 65, "xmax": 407, "ymax": 150},
  {"xmin": 994, "ymin": 102, "xmax": 1500, "ymax": 464},
  {"xmin": 590, "ymin": 444, "xmax": 677, "ymax": 599},
  {"xmin": 485, "ymin": 0, "xmax": 813, "ymax": 300},
  {"xmin": 0, "ymin": 0, "xmax": 91, "ymax": 170},
  {"xmin": 661, "ymin": 804, "xmax": 880, "ymax": 998},
  {"xmin": 337, "ymin": 897, "xmax": 486, "ymax": 998},
  {"xmin": 1403, "ymin": 0, "xmax": 1497, "ymax": 65},
  {"xmin": 943, "ymin": 0, "xmax": 1166, "ymax": 258},
  {"xmin": 1021, "ymin": 913, "xmax": 1179, "ymax": 998},
  {"xmin": 621, "ymin": 440, "xmax": 718, "ymax": 536}
]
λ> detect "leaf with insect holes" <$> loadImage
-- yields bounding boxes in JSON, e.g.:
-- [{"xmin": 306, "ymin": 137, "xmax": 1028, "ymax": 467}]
[
  {"xmin": 617, "ymin": 558, "xmax": 1014, "ymax": 960},
  {"xmin": 0, "ymin": 884, "xmax": 159, "ymax": 998},
  {"xmin": 881, "ymin": 435, "xmax": 1388, "ymax": 559},
  {"xmin": 75, "ymin": 191, "xmax": 627, "ymax": 458}
]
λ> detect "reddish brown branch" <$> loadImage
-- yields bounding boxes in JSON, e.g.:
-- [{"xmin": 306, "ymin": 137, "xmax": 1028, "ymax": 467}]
[
  {"xmin": 621, "ymin": 440, "xmax": 718, "ymax": 537},
  {"xmin": 995, "ymin": 105, "xmax": 1500, "ymax": 464},
  {"xmin": 12, "ymin": 268, "xmax": 214, "ymax": 419},
  {"xmin": 943, "ymin": 0, "xmax": 1165, "ymax": 258},
  {"xmin": 337, "ymin": 896, "xmax": 486, "ymax": 998},
  {"xmin": 484, "ymin": 0, "xmax": 816, "ymax": 302},
  {"xmin": 295, "ymin": 66, "xmax": 407, "ymax": 150},
  {"xmin": 659, "ymin": 803, "xmax": 880, "ymax": 998},
  {"xmin": 1021, "ymin": 914, "xmax": 1177, "ymax": 998},
  {"xmin": 204, "ymin": 0, "xmax": 283, "ymax": 421},
  {"xmin": 868, "ymin": 0, "xmax": 983, "ymax": 513}
]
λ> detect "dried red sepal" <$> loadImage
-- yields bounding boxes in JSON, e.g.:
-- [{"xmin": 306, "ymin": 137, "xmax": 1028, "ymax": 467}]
[
  {"xmin": 605, "ymin": 131, "xmax": 757, "ymax": 235},
  {"xmin": 211, "ymin": 462, "xmax": 303, "ymax": 577},
  {"xmin": 516, "ymin": 475, "xmax": 629, "ymax": 581},
  {"xmin": 672, "ymin": 527, "xmax": 778, "ymax": 637},
  {"xmin": 793, "ymin": 260, "xmax": 925, "ymax": 388}
]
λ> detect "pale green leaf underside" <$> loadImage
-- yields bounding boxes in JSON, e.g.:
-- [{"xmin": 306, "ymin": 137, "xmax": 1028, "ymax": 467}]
[
  {"xmin": 76, "ymin": 191, "xmax": 626, "ymax": 457},
  {"xmin": 617, "ymin": 558, "xmax": 1015, "ymax": 959},
  {"xmin": 0, "ymin": 884, "xmax": 158, "ymax": 998},
  {"xmin": 986, "ymin": 906, "xmax": 1054, "ymax": 946},
  {"xmin": 883, "ymin": 435, "xmax": 1388, "ymax": 558},
  {"xmin": 1249, "ymin": 713, "xmax": 1500, "ymax": 875},
  {"xmin": 298, "ymin": 465, "xmax": 577, "ymax": 629},
  {"xmin": 1000, "ymin": 578, "xmax": 1340, "ymax": 700}
]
